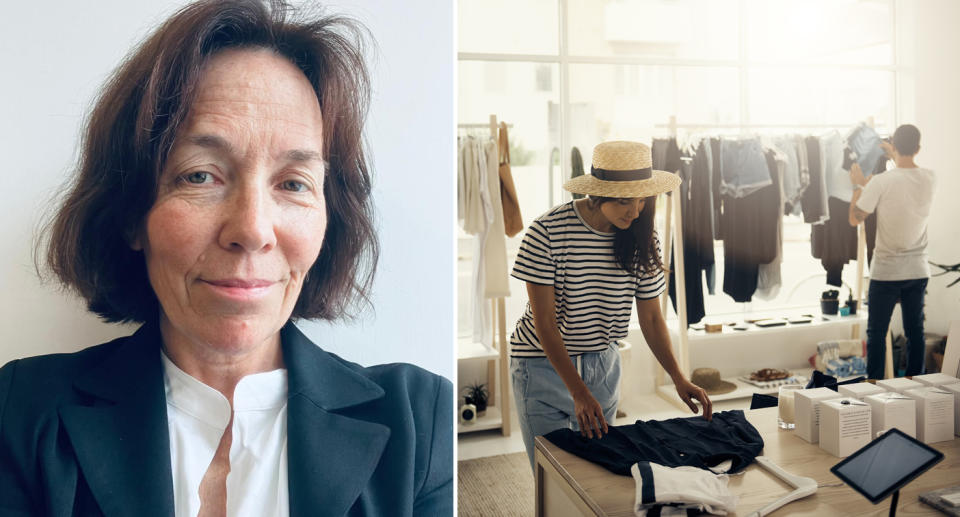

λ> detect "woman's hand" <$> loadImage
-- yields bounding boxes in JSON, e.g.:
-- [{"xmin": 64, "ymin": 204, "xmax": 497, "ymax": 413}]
[
  {"xmin": 571, "ymin": 386, "xmax": 609, "ymax": 439},
  {"xmin": 674, "ymin": 377, "xmax": 713, "ymax": 421}
]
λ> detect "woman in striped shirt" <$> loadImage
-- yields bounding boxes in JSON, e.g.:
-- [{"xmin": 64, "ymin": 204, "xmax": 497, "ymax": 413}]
[{"xmin": 510, "ymin": 141, "xmax": 712, "ymax": 468}]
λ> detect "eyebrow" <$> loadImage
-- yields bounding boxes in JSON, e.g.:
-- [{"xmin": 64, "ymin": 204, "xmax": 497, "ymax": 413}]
[{"xmin": 185, "ymin": 134, "xmax": 324, "ymax": 165}]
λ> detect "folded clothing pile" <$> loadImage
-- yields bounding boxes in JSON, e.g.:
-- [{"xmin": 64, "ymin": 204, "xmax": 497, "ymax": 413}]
[
  {"xmin": 632, "ymin": 461, "xmax": 737, "ymax": 516},
  {"xmin": 824, "ymin": 356, "xmax": 866, "ymax": 377},
  {"xmin": 815, "ymin": 339, "xmax": 866, "ymax": 377}
]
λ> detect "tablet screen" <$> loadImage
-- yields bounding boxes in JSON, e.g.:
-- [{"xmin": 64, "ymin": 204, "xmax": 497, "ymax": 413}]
[{"xmin": 831, "ymin": 428, "xmax": 943, "ymax": 503}]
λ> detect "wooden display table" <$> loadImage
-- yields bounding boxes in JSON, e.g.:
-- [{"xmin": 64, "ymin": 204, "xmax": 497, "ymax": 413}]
[{"xmin": 534, "ymin": 407, "xmax": 960, "ymax": 516}]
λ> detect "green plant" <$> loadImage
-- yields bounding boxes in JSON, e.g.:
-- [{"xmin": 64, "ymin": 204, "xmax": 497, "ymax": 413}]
[{"xmin": 462, "ymin": 382, "xmax": 489, "ymax": 412}]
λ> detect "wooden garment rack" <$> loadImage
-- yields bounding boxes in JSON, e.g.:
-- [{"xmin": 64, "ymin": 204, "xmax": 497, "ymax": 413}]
[
  {"xmin": 654, "ymin": 116, "xmax": 879, "ymax": 407},
  {"xmin": 456, "ymin": 114, "xmax": 510, "ymax": 436}
]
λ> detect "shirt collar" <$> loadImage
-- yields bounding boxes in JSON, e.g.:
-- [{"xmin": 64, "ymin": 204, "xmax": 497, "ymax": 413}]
[{"xmin": 161, "ymin": 350, "xmax": 288, "ymax": 428}]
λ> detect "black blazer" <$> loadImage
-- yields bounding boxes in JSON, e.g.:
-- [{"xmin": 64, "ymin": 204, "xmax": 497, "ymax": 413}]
[{"xmin": 0, "ymin": 321, "xmax": 452, "ymax": 516}]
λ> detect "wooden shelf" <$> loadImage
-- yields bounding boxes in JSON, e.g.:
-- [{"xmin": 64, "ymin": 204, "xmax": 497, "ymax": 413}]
[
  {"xmin": 458, "ymin": 405, "xmax": 503, "ymax": 434},
  {"xmin": 657, "ymin": 368, "xmax": 815, "ymax": 406}
]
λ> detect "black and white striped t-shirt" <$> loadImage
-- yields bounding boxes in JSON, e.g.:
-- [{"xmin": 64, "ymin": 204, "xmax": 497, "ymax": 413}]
[{"xmin": 510, "ymin": 201, "xmax": 665, "ymax": 358}]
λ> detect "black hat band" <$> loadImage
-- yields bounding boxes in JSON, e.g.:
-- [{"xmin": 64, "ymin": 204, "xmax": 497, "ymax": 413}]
[{"xmin": 591, "ymin": 166, "xmax": 652, "ymax": 181}]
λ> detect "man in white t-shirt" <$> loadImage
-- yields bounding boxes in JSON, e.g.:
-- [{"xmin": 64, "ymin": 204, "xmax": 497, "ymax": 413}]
[{"xmin": 848, "ymin": 124, "xmax": 936, "ymax": 379}]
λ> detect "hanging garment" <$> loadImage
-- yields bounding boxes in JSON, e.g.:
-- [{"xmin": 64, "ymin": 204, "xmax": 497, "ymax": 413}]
[
  {"xmin": 669, "ymin": 159, "xmax": 706, "ymax": 325},
  {"xmin": 785, "ymin": 134, "xmax": 810, "ymax": 215},
  {"xmin": 458, "ymin": 137, "xmax": 495, "ymax": 345},
  {"xmin": 632, "ymin": 461, "xmax": 738, "ymax": 517},
  {"xmin": 483, "ymin": 138, "xmax": 510, "ymax": 299},
  {"xmin": 652, "ymin": 137, "xmax": 683, "ymax": 173},
  {"xmin": 668, "ymin": 140, "xmax": 716, "ymax": 324},
  {"xmin": 773, "ymin": 136, "xmax": 801, "ymax": 215},
  {"xmin": 570, "ymin": 146, "xmax": 585, "ymax": 200},
  {"xmin": 822, "ymin": 131, "xmax": 853, "ymax": 202},
  {"xmin": 719, "ymin": 137, "xmax": 773, "ymax": 198},
  {"xmin": 543, "ymin": 410, "xmax": 764, "ymax": 477},
  {"xmin": 800, "ymin": 136, "xmax": 829, "ymax": 224},
  {"xmin": 710, "ymin": 138, "xmax": 723, "ymax": 240},
  {"xmin": 811, "ymin": 196, "xmax": 858, "ymax": 287},
  {"xmin": 458, "ymin": 137, "xmax": 493, "ymax": 235},
  {"xmin": 756, "ymin": 148, "xmax": 786, "ymax": 300},
  {"xmin": 498, "ymin": 123, "xmax": 523, "ymax": 237},
  {"xmin": 720, "ymin": 148, "xmax": 779, "ymax": 303}
]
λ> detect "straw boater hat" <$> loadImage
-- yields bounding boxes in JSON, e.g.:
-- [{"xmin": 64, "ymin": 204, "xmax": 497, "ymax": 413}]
[
  {"xmin": 690, "ymin": 368, "xmax": 737, "ymax": 395},
  {"xmin": 563, "ymin": 141, "xmax": 681, "ymax": 198}
]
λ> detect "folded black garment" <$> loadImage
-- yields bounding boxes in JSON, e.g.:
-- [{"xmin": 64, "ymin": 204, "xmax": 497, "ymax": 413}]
[
  {"xmin": 805, "ymin": 369, "xmax": 866, "ymax": 391},
  {"xmin": 543, "ymin": 410, "xmax": 764, "ymax": 477},
  {"xmin": 750, "ymin": 393, "xmax": 778, "ymax": 410}
]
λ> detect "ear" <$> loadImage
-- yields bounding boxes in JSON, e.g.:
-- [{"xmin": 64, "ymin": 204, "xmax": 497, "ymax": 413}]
[{"xmin": 127, "ymin": 226, "xmax": 144, "ymax": 251}]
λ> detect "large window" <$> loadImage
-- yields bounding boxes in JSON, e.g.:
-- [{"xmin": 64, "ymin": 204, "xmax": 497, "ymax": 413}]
[{"xmin": 459, "ymin": 0, "xmax": 904, "ymax": 336}]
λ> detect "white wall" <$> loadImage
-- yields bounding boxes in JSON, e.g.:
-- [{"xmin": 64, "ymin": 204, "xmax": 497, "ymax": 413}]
[
  {"xmin": 0, "ymin": 0, "xmax": 453, "ymax": 379},
  {"xmin": 908, "ymin": 0, "xmax": 960, "ymax": 338}
]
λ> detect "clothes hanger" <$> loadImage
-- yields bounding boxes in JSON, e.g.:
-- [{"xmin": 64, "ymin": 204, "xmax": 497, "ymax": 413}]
[{"xmin": 745, "ymin": 456, "xmax": 818, "ymax": 517}]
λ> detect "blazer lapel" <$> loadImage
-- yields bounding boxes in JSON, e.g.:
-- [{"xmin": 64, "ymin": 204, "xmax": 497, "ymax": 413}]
[
  {"xmin": 59, "ymin": 323, "xmax": 174, "ymax": 517},
  {"xmin": 282, "ymin": 323, "xmax": 391, "ymax": 517}
]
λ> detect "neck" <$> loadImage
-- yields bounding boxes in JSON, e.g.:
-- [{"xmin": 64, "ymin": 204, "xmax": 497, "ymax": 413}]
[
  {"xmin": 895, "ymin": 155, "xmax": 918, "ymax": 168},
  {"xmin": 576, "ymin": 199, "xmax": 613, "ymax": 232},
  {"xmin": 159, "ymin": 315, "xmax": 285, "ymax": 403}
]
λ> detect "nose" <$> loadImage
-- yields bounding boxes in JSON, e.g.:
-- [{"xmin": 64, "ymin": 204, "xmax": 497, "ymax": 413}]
[
  {"xmin": 628, "ymin": 199, "xmax": 644, "ymax": 219},
  {"xmin": 218, "ymin": 182, "xmax": 277, "ymax": 253}
]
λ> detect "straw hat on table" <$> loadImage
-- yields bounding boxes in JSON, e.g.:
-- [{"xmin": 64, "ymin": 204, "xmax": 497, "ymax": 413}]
[{"xmin": 563, "ymin": 140, "xmax": 681, "ymax": 198}]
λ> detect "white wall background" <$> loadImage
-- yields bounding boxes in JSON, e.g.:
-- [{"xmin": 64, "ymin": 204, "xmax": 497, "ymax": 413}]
[
  {"xmin": 909, "ymin": 0, "xmax": 960, "ymax": 338},
  {"xmin": 0, "ymin": 0, "xmax": 454, "ymax": 379}
]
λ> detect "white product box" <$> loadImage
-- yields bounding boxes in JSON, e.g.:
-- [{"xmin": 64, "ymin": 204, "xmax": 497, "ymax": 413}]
[
  {"xmin": 865, "ymin": 392, "xmax": 917, "ymax": 438},
  {"xmin": 819, "ymin": 398, "xmax": 872, "ymax": 457},
  {"xmin": 838, "ymin": 382, "xmax": 886, "ymax": 401},
  {"xmin": 943, "ymin": 383, "xmax": 960, "ymax": 436},
  {"xmin": 795, "ymin": 388, "xmax": 842, "ymax": 443},
  {"xmin": 877, "ymin": 377, "xmax": 923, "ymax": 394},
  {"xmin": 913, "ymin": 373, "xmax": 960, "ymax": 387},
  {"xmin": 903, "ymin": 386, "xmax": 955, "ymax": 444}
]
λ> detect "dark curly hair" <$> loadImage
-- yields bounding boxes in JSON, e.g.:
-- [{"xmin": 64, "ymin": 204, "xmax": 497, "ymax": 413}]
[{"xmin": 42, "ymin": 0, "xmax": 377, "ymax": 323}]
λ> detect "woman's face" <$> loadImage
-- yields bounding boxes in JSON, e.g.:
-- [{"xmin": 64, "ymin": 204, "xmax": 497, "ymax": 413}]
[
  {"xmin": 599, "ymin": 198, "xmax": 646, "ymax": 230},
  {"xmin": 135, "ymin": 48, "xmax": 327, "ymax": 355}
]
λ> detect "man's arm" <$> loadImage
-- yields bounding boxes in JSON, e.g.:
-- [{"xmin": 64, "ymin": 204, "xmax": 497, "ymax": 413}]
[{"xmin": 848, "ymin": 162, "xmax": 872, "ymax": 226}]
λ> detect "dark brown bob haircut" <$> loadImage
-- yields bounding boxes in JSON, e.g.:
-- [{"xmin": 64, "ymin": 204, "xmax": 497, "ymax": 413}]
[{"xmin": 44, "ymin": 0, "xmax": 378, "ymax": 323}]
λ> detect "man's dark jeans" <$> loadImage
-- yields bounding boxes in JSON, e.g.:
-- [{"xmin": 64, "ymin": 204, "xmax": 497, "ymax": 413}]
[{"xmin": 866, "ymin": 278, "xmax": 928, "ymax": 379}]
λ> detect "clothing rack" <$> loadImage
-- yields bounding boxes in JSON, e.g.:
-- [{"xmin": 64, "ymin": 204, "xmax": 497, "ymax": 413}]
[
  {"xmin": 456, "ymin": 114, "xmax": 511, "ymax": 436},
  {"xmin": 654, "ymin": 115, "xmax": 882, "ymax": 406}
]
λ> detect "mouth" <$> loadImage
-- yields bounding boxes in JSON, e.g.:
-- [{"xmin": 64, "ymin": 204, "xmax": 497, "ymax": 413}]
[{"xmin": 200, "ymin": 278, "xmax": 276, "ymax": 300}]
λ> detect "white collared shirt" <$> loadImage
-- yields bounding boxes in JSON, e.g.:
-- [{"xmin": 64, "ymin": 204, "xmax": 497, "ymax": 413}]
[{"xmin": 161, "ymin": 351, "xmax": 289, "ymax": 517}]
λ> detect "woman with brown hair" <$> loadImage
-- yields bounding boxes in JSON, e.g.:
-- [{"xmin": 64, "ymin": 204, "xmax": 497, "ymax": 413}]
[
  {"xmin": 0, "ymin": 1, "xmax": 451, "ymax": 515},
  {"xmin": 510, "ymin": 141, "xmax": 712, "ymax": 469}
]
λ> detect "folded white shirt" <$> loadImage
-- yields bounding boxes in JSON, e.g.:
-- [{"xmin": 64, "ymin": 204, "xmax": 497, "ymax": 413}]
[{"xmin": 631, "ymin": 461, "xmax": 738, "ymax": 516}]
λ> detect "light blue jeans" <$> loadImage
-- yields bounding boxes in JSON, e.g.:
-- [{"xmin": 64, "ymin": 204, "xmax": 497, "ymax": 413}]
[
  {"xmin": 719, "ymin": 138, "xmax": 772, "ymax": 198},
  {"xmin": 510, "ymin": 344, "xmax": 621, "ymax": 470}
]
